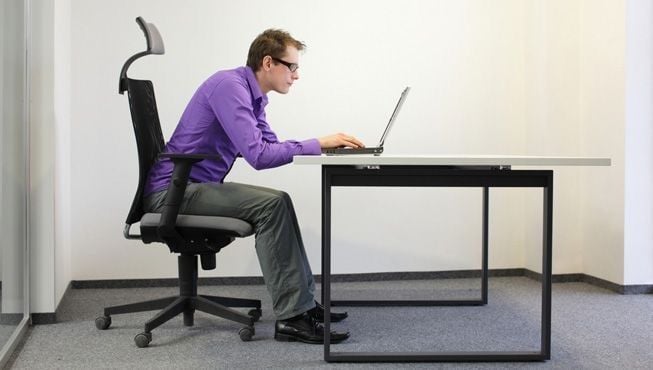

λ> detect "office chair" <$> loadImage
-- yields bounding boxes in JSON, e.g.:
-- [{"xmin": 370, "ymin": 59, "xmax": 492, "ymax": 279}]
[{"xmin": 95, "ymin": 17, "xmax": 261, "ymax": 348}]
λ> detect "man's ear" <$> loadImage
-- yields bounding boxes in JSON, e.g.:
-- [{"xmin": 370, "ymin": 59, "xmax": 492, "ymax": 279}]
[{"xmin": 261, "ymin": 55, "xmax": 273, "ymax": 71}]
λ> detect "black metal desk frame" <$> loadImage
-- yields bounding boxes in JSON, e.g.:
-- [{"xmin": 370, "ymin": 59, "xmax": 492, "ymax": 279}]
[{"xmin": 321, "ymin": 165, "xmax": 553, "ymax": 362}]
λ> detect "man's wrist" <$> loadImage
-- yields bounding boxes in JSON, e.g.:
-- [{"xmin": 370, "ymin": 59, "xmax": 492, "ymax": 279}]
[{"xmin": 301, "ymin": 138, "xmax": 322, "ymax": 155}]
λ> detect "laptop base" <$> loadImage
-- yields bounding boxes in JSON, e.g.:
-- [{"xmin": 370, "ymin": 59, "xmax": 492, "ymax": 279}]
[{"xmin": 322, "ymin": 147, "xmax": 384, "ymax": 156}]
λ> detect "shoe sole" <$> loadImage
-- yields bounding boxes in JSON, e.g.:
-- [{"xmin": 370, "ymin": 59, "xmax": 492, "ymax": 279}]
[
  {"xmin": 274, "ymin": 332, "xmax": 348, "ymax": 344},
  {"xmin": 315, "ymin": 317, "xmax": 347, "ymax": 323}
]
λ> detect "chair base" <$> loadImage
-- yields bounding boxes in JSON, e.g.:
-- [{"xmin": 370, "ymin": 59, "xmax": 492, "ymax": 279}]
[{"xmin": 97, "ymin": 254, "xmax": 262, "ymax": 346}]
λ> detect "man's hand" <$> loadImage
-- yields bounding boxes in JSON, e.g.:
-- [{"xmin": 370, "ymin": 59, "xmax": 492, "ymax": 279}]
[{"xmin": 318, "ymin": 133, "xmax": 365, "ymax": 149}]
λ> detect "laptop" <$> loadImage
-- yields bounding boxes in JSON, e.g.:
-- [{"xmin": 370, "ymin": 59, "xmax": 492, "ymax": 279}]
[{"xmin": 322, "ymin": 86, "xmax": 411, "ymax": 155}]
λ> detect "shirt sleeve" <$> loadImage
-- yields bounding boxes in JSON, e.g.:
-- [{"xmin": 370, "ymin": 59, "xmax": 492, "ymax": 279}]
[
  {"xmin": 256, "ymin": 110, "xmax": 279, "ymax": 143},
  {"xmin": 206, "ymin": 78, "xmax": 321, "ymax": 170}
]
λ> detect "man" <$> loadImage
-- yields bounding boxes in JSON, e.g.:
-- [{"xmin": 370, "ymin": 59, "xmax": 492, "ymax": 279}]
[{"xmin": 143, "ymin": 29, "xmax": 363, "ymax": 344}]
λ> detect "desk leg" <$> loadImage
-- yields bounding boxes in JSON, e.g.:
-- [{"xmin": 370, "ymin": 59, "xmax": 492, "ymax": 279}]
[
  {"xmin": 321, "ymin": 166, "xmax": 332, "ymax": 355},
  {"xmin": 320, "ymin": 167, "xmax": 551, "ymax": 362},
  {"xmin": 482, "ymin": 187, "xmax": 489, "ymax": 304},
  {"xmin": 541, "ymin": 174, "xmax": 553, "ymax": 359}
]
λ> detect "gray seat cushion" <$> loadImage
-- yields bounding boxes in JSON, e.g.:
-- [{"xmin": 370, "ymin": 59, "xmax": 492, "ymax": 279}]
[{"xmin": 140, "ymin": 213, "xmax": 254, "ymax": 238}]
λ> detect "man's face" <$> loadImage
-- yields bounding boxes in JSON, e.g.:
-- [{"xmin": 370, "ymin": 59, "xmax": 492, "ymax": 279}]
[{"xmin": 265, "ymin": 45, "xmax": 300, "ymax": 94}]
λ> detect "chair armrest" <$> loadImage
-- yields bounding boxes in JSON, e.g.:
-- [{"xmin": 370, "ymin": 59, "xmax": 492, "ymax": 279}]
[{"xmin": 157, "ymin": 152, "xmax": 221, "ymax": 248}]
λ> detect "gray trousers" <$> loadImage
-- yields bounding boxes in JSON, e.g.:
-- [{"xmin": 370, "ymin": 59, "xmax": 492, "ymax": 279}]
[{"xmin": 144, "ymin": 182, "xmax": 316, "ymax": 320}]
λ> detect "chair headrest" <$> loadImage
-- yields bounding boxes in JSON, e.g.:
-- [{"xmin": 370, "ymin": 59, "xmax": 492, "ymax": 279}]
[
  {"xmin": 135, "ymin": 17, "xmax": 165, "ymax": 55},
  {"xmin": 118, "ymin": 17, "xmax": 165, "ymax": 94}
]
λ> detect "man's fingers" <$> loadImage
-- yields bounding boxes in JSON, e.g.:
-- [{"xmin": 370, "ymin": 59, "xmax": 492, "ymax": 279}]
[
  {"xmin": 319, "ymin": 133, "xmax": 365, "ymax": 149},
  {"xmin": 340, "ymin": 138, "xmax": 357, "ymax": 148},
  {"xmin": 343, "ymin": 136, "xmax": 364, "ymax": 148},
  {"xmin": 351, "ymin": 137, "xmax": 365, "ymax": 148}
]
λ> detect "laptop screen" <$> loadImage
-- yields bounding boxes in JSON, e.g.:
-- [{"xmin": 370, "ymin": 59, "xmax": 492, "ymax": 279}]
[{"xmin": 378, "ymin": 86, "xmax": 411, "ymax": 147}]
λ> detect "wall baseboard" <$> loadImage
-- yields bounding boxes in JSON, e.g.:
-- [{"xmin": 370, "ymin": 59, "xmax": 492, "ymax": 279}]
[
  {"xmin": 32, "ymin": 269, "xmax": 651, "ymax": 325},
  {"xmin": 69, "ymin": 268, "xmax": 652, "ymax": 293},
  {"xmin": 31, "ymin": 281, "xmax": 73, "ymax": 325},
  {"xmin": 31, "ymin": 313, "xmax": 57, "ymax": 325}
]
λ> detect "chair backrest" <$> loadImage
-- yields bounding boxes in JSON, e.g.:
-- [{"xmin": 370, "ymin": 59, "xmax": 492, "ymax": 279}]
[
  {"xmin": 124, "ymin": 78, "xmax": 166, "ymax": 225},
  {"xmin": 120, "ymin": 17, "xmax": 166, "ymax": 226}
]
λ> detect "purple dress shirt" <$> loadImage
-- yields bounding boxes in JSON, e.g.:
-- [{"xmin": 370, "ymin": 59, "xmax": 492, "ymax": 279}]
[{"xmin": 144, "ymin": 66, "xmax": 321, "ymax": 196}]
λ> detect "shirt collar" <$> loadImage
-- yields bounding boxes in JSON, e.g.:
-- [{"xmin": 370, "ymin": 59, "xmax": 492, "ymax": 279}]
[{"xmin": 244, "ymin": 66, "xmax": 268, "ymax": 108}]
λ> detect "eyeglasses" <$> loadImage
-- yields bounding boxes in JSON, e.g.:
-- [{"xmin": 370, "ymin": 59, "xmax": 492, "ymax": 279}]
[{"xmin": 271, "ymin": 57, "xmax": 299, "ymax": 73}]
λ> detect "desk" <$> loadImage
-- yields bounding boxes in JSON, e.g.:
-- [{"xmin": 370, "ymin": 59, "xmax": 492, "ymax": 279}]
[{"xmin": 294, "ymin": 155, "xmax": 610, "ymax": 362}]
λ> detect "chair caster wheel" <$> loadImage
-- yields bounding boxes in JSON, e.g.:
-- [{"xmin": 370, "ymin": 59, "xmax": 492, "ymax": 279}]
[
  {"xmin": 239, "ymin": 326, "xmax": 255, "ymax": 341},
  {"xmin": 95, "ymin": 316, "xmax": 111, "ymax": 330},
  {"xmin": 248, "ymin": 308, "xmax": 262, "ymax": 322},
  {"xmin": 134, "ymin": 332, "xmax": 152, "ymax": 348}
]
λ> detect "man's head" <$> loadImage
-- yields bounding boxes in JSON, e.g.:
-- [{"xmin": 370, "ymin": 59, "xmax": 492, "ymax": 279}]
[{"xmin": 247, "ymin": 29, "xmax": 305, "ymax": 94}]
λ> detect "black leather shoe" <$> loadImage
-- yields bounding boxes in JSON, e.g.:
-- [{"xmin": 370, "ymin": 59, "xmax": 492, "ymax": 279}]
[
  {"xmin": 274, "ymin": 312, "xmax": 350, "ymax": 344},
  {"xmin": 309, "ymin": 301, "xmax": 348, "ymax": 323}
]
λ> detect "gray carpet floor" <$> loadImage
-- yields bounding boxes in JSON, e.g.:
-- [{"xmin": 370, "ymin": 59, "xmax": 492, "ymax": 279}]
[{"xmin": 7, "ymin": 277, "xmax": 653, "ymax": 369}]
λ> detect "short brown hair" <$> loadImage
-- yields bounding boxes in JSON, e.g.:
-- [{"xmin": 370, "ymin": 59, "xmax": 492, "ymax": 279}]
[{"xmin": 246, "ymin": 29, "xmax": 306, "ymax": 72}]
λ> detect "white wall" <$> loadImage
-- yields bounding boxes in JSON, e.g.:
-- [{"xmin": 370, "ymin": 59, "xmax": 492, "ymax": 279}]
[
  {"xmin": 70, "ymin": 0, "xmax": 539, "ymax": 280},
  {"xmin": 624, "ymin": 0, "xmax": 653, "ymax": 285},
  {"xmin": 23, "ymin": 0, "xmax": 643, "ymax": 308},
  {"xmin": 30, "ymin": 0, "xmax": 57, "ymax": 313},
  {"xmin": 517, "ymin": 0, "xmax": 635, "ymax": 285},
  {"xmin": 54, "ymin": 0, "xmax": 72, "ymax": 306},
  {"xmin": 578, "ymin": 0, "xmax": 626, "ymax": 284},
  {"xmin": 1, "ymin": 0, "xmax": 28, "ymax": 314},
  {"xmin": 521, "ymin": 0, "xmax": 584, "ymax": 275}
]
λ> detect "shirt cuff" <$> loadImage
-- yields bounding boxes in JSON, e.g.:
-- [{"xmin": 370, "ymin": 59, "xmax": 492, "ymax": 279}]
[{"xmin": 300, "ymin": 138, "xmax": 322, "ymax": 155}]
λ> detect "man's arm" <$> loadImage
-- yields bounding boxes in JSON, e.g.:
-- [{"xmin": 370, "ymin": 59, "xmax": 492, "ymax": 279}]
[
  {"xmin": 253, "ymin": 104, "xmax": 364, "ymax": 149},
  {"xmin": 208, "ymin": 78, "xmax": 320, "ymax": 170},
  {"xmin": 256, "ymin": 110, "xmax": 281, "ymax": 144}
]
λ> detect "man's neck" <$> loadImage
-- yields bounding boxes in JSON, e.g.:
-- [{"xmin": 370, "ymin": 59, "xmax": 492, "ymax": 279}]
[{"xmin": 254, "ymin": 70, "xmax": 271, "ymax": 94}]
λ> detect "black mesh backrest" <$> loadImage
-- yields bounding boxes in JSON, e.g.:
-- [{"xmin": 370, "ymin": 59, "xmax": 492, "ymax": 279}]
[{"xmin": 124, "ymin": 78, "xmax": 166, "ymax": 225}]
